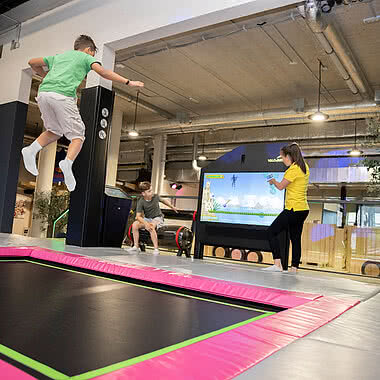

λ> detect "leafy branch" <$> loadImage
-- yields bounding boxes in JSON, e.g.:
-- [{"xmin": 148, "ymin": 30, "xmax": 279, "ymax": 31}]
[
  {"xmin": 33, "ymin": 188, "xmax": 70, "ymax": 236},
  {"xmin": 361, "ymin": 117, "xmax": 380, "ymax": 196}
]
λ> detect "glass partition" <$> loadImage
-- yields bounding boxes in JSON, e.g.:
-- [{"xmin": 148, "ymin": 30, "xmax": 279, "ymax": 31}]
[{"xmin": 203, "ymin": 199, "xmax": 380, "ymax": 278}]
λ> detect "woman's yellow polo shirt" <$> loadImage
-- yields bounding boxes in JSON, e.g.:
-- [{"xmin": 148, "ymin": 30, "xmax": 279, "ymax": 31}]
[{"xmin": 284, "ymin": 163, "xmax": 310, "ymax": 211}]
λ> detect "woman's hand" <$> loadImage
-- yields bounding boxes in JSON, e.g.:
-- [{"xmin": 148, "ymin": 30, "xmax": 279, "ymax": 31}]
[{"xmin": 268, "ymin": 178, "xmax": 276, "ymax": 185}]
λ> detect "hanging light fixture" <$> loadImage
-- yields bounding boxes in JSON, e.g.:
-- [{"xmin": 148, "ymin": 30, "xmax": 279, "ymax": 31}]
[
  {"xmin": 309, "ymin": 60, "xmax": 329, "ymax": 122},
  {"xmin": 348, "ymin": 120, "xmax": 363, "ymax": 157},
  {"xmin": 198, "ymin": 131, "xmax": 207, "ymax": 161},
  {"xmin": 128, "ymin": 90, "xmax": 140, "ymax": 137}
]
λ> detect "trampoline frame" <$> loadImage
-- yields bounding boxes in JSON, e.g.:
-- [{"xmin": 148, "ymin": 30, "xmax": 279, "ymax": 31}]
[{"xmin": 0, "ymin": 246, "xmax": 359, "ymax": 380}]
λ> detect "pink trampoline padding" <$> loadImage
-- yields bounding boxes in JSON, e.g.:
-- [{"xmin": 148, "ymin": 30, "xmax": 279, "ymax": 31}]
[
  {"xmin": 253, "ymin": 296, "xmax": 359, "ymax": 338},
  {"xmin": 0, "ymin": 246, "xmax": 34, "ymax": 256},
  {"xmin": 0, "ymin": 359, "xmax": 36, "ymax": 379},
  {"xmin": 94, "ymin": 296, "xmax": 359, "ymax": 380},
  {"xmin": 30, "ymin": 247, "xmax": 85, "ymax": 260},
  {"xmin": 93, "ymin": 320, "xmax": 297, "ymax": 380},
  {"xmin": 0, "ymin": 246, "xmax": 361, "ymax": 379},
  {"xmin": 26, "ymin": 247, "xmax": 319, "ymax": 309}
]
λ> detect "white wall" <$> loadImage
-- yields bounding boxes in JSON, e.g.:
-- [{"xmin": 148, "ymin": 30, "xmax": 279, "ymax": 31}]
[
  {"xmin": 307, "ymin": 202, "xmax": 323, "ymax": 223},
  {"xmin": 12, "ymin": 193, "xmax": 33, "ymax": 236},
  {"xmin": 0, "ymin": 0, "xmax": 297, "ymax": 104}
]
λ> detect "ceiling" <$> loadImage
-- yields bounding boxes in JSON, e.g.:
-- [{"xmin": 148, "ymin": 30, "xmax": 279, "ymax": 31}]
[
  {"xmin": 0, "ymin": 0, "xmax": 29, "ymax": 14},
  {"xmin": 0, "ymin": 0, "xmax": 75, "ymax": 44},
  {"xmin": 113, "ymin": 1, "xmax": 380, "ymax": 128},
  {"xmin": 20, "ymin": 0, "xmax": 380, "ymax": 186}
]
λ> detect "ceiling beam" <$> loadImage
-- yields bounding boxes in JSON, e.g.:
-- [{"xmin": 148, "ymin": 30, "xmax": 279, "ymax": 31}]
[{"xmin": 115, "ymin": 90, "xmax": 175, "ymax": 120}]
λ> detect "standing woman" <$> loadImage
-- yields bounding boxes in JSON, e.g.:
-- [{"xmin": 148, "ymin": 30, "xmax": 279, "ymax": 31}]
[{"xmin": 263, "ymin": 143, "xmax": 310, "ymax": 273}]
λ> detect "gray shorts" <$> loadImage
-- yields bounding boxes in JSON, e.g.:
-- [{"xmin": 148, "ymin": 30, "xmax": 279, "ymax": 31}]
[
  {"xmin": 36, "ymin": 92, "xmax": 85, "ymax": 141},
  {"xmin": 144, "ymin": 217, "xmax": 164, "ymax": 229}
]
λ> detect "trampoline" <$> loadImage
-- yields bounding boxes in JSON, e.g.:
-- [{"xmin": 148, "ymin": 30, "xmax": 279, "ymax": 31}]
[{"xmin": 0, "ymin": 247, "xmax": 359, "ymax": 380}]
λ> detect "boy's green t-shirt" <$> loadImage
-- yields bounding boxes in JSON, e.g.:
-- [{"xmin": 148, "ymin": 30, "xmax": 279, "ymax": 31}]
[{"xmin": 38, "ymin": 50, "xmax": 100, "ymax": 98}]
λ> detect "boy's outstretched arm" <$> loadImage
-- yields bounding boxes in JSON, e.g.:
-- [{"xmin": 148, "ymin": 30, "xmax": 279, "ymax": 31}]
[
  {"xmin": 28, "ymin": 57, "xmax": 48, "ymax": 79},
  {"xmin": 91, "ymin": 63, "xmax": 144, "ymax": 87},
  {"xmin": 160, "ymin": 198, "xmax": 179, "ymax": 213}
]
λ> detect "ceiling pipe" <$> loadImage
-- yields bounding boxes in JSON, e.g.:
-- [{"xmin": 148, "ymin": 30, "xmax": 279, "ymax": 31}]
[
  {"xmin": 135, "ymin": 113, "xmax": 379, "ymax": 136},
  {"xmin": 163, "ymin": 137, "xmax": 373, "ymax": 155},
  {"xmin": 126, "ymin": 101, "xmax": 379, "ymax": 135},
  {"xmin": 304, "ymin": 0, "xmax": 373, "ymax": 99},
  {"xmin": 323, "ymin": 22, "xmax": 373, "ymax": 98}
]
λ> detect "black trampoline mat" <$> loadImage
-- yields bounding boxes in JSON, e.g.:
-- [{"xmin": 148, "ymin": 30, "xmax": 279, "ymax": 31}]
[{"xmin": 0, "ymin": 260, "xmax": 272, "ymax": 378}]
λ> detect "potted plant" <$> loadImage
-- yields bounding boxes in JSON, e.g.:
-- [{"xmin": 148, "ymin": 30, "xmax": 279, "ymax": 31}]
[{"xmin": 33, "ymin": 187, "xmax": 70, "ymax": 238}]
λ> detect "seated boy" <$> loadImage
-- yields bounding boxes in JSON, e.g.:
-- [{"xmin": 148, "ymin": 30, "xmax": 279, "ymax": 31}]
[{"xmin": 127, "ymin": 181, "xmax": 178, "ymax": 255}]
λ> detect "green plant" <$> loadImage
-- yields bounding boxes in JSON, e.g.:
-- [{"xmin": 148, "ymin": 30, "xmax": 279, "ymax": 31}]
[
  {"xmin": 361, "ymin": 117, "xmax": 380, "ymax": 196},
  {"xmin": 362, "ymin": 158, "xmax": 380, "ymax": 195},
  {"xmin": 33, "ymin": 187, "xmax": 70, "ymax": 237}
]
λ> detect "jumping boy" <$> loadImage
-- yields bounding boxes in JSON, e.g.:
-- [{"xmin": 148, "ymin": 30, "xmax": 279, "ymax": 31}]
[
  {"xmin": 128, "ymin": 181, "xmax": 179, "ymax": 255},
  {"xmin": 23, "ymin": 35, "xmax": 144, "ymax": 191}
]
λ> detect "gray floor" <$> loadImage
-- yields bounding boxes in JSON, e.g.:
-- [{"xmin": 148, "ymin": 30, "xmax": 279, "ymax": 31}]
[{"xmin": 1, "ymin": 233, "xmax": 380, "ymax": 379}]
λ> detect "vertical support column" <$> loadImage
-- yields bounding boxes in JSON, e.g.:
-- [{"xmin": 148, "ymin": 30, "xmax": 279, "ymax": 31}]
[
  {"xmin": 106, "ymin": 97, "xmax": 123, "ymax": 186},
  {"xmin": 0, "ymin": 68, "xmax": 31, "ymax": 232},
  {"xmin": 30, "ymin": 141, "xmax": 57, "ymax": 238},
  {"xmin": 0, "ymin": 103, "xmax": 29, "ymax": 232},
  {"xmin": 66, "ymin": 86, "xmax": 115, "ymax": 247},
  {"xmin": 151, "ymin": 134, "xmax": 167, "ymax": 194},
  {"xmin": 86, "ymin": 45, "xmax": 115, "ymax": 90},
  {"xmin": 338, "ymin": 184, "xmax": 347, "ymax": 228}
]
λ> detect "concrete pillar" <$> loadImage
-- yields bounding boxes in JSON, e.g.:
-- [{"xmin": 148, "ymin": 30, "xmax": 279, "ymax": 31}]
[
  {"xmin": 30, "ymin": 141, "xmax": 57, "ymax": 238},
  {"xmin": 151, "ymin": 134, "xmax": 167, "ymax": 195},
  {"xmin": 0, "ymin": 69, "xmax": 31, "ymax": 233},
  {"xmin": 86, "ymin": 45, "xmax": 115, "ymax": 90},
  {"xmin": 106, "ymin": 97, "xmax": 123, "ymax": 186}
]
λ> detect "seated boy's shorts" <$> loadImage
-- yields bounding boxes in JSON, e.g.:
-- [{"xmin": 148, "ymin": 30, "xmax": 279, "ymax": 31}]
[
  {"xmin": 144, "ymin": 217, "xmax": 165, "ymax": 229},
  {"xmin": 36, "ymin": 92, "xmax": 85, "ymax": 141}
]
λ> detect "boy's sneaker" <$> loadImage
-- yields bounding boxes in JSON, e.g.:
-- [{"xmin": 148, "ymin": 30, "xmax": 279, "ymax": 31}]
[
  {"xmin": 126, "ymin": 246, "xmax": 141, "ymax": 254},
  {"xmin": 153, "ymin": 249, "xmax": 160, "ymax": 256}
]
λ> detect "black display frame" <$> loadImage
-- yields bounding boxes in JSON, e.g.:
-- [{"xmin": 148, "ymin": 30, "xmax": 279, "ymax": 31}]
[{"xmin": 194, "ymin": 142, "xmax": 290, "ymax": 270}]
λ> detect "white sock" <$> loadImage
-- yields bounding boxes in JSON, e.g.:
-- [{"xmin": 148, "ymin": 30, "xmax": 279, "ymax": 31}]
[
  {"xmin": 21, "ymin": 141, "xmax": 42, "ymax": 176},
  {"xmin": 29, "ymin": 140, "xmax": 42, "ymax": 155},
  {"xmin": 59, "ymin": 158, "xmax": 76, "ymax": 192}
]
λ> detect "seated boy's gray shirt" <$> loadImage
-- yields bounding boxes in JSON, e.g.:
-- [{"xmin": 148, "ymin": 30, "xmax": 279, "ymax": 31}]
[{"xmin": 136, "ymin": 195, "xmax": 163, "ymax": 219}]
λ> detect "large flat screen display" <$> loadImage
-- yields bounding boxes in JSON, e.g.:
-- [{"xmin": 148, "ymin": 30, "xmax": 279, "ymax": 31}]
[{"xmin": 200, "ymin": 172, "xmax": 284, "ymax": 226}]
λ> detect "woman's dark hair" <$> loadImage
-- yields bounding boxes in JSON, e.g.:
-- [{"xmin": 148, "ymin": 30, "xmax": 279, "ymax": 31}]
[{"xmin": 281, "ymin": 143, "xmax": 307, "ymax": 174}]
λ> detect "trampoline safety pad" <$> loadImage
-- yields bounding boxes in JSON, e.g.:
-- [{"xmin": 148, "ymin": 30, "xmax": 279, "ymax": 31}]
[{"xmin": 0, "ymin": 260, "xmax": 272, "ymax": 379}]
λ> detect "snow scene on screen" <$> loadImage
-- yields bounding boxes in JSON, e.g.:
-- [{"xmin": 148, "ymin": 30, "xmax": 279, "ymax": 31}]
[{"xmin": 201, "ymin": 172, "xmax": 284, "ymax": 226}]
